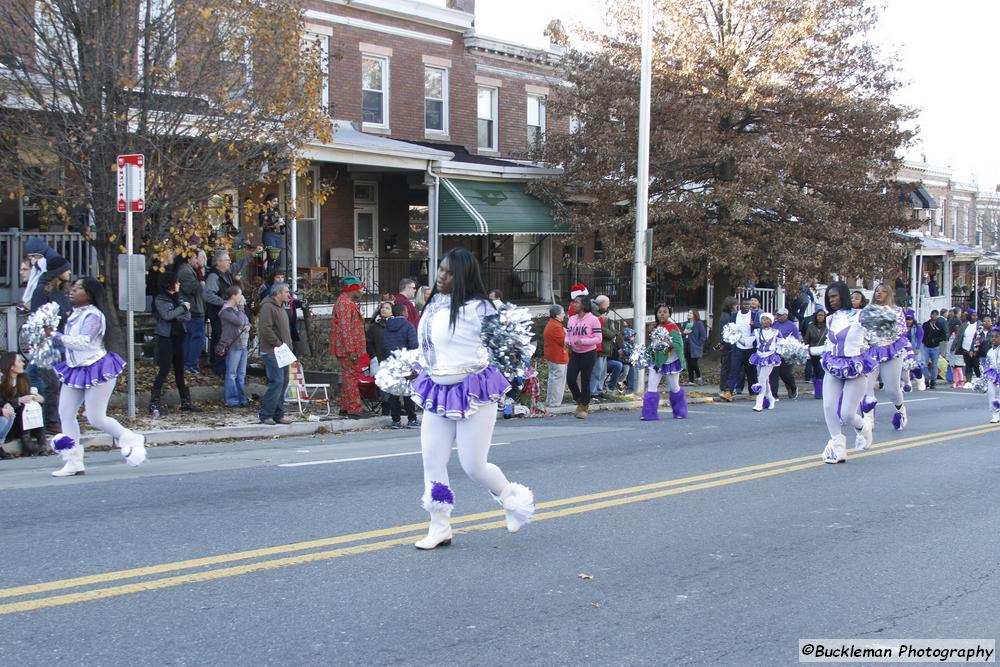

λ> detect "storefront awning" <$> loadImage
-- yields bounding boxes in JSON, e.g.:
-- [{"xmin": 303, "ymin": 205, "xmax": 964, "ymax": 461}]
[
  {"xmin": 899, "ymin": 185, "xmax": 938, "ymax": 209},
  {"xmin": 438, "ymin": 178, "xmax": 570, "ymax": 235}
]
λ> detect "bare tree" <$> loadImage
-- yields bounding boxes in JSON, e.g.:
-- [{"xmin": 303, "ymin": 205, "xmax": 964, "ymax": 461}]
[
  {"xmin": 534, "ymin": 0, "xmax": 919, "ymax": 312},
  {"xmin": 0, "ymin": 0, "xmax": 331, "ymax": 291}
]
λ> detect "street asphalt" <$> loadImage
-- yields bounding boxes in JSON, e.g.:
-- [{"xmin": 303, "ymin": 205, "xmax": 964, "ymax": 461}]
[{"xmin": 1, "ymin": 385, "xmax": 998, "ymax": 666}]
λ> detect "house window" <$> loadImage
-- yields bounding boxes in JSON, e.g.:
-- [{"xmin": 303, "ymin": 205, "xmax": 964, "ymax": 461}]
[
  {"xmin": 951, "ymin": 207, "xmax": 957, "ymax": 240},
  {"xmin": 477, "ymin": 86, "xmax": 498, "ymax": 151},
  {"xmin": 527, "ymin": 94, "xmax": 545, "ymax": 146},
  {"xmin": 362, "ymin": 55, "xmax": 389, "ymax": 128},
  {"xmin": 976, "ymin": 215, "xmax": 983, "ymax": 247},
  {"xmin": 304, "ymin": 32, "xmax": 330, "ymax": 110},
  {"xmin": 424, "ymin": 66, "xmax": 447, "ymax": 134},
  {"xmin": 220, "ymin": 24, "xmax": 251, "ymax": 93}
]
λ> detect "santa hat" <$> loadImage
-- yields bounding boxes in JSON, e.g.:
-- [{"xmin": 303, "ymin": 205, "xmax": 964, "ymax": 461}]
[
  {"xmin": 341, "ymin": 274, "xmax": 365, "ymax": 292},
  {"xmin": 569, "ymin": 283, "xmax": 589, "ymax": 299}
]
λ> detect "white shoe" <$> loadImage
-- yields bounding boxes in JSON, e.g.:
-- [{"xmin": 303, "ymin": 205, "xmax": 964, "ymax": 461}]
[
  {"xmin": 822, "ymin": 435, "xmax": 847, "ymax": 463},
  {"xmin": 50, "ymin": 434, "xmax": 85, "ymax": 477},
  {"xmin": 498, "ymin": 482, "xmax": 535, "ymax": 533},
  {"xmin": 963, "ymin": 382, "xmax": 974, "ymax": 389},
  {"xmin": 415, "ymin": 512, "xmax": 452, "ymax": 550},
  {"xmin": 863, "ymin": 408, "xmax": 875, "ymax": 429},
  {"xmin": 119, "ymin": 431, "xmax": 147, "ymax": 467},
  {"xmin": 893, "ymin": 406, "xmax": 907, "ymax": 431},
  {"xmin": 991, "ymin": 412, "xmax": 1000, "ymax": 424},
  {"xmin": 854, "ymin": 420, "xmax": 873, "ymax": 451}
]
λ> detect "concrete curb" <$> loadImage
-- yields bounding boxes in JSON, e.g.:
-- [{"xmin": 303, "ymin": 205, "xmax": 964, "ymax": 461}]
[{"xmin": 0, "ymin": 395, "xmax": 724, "ymax": 456}]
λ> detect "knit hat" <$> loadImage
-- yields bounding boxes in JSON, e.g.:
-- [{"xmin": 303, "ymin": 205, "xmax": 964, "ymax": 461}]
[
  {"xmin": 775, "ymin": 307, "xmax": 789, "ymax": 316},
  {"xmin": 569, "ymin": 283, "xmax": 589, "ymax": 299},
  {"xmin": 759, "ymin": 311, "xmax": 774, "ymax": 324},
  {"xmin": 341, "ymin": 274, "xmax": 364, "ymax": 292},
  {"xmin": 24, "ymin": 237, "xmax": 50, "ymax": 256},
  {"xmin": 905, "ymin": 308, "xmax": 916, "ymax": 319},
  {"xmin": 42, "ymin": 254, "xmax": 70, "ymax": 280}
]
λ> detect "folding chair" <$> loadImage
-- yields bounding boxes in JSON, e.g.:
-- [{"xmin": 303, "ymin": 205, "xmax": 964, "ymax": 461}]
[{"xmin": 285, "ymin": 360, "xmax": 332, "ymax": 417}]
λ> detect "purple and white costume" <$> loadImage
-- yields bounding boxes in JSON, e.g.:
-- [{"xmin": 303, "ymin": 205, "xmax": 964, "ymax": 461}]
[
  {"xmin": 49, "ymin": 305, "xmax": 145, "ymax": 476},
  {"xmin": 749, "ymin": 325, "xmax": 780, "ymax": 411},
  {"xmin": 411, "ymin": 294, "xmax": 533, "ymax": 549},
  {"xmin": 863, "ymin": 306, "xmax": 910, "ymax": 431},
  {"xmin": 821, "ymin": 309, "xmax": 876, "ymax": 462},
  {"xmin": 985, "ymin": 345, "xmax": 1000, "ymax": 423}
]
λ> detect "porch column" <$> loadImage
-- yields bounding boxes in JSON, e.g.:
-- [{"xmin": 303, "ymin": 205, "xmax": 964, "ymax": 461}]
[
  {"xmin": 426, "ymin": 168, "xmax": 439, "ymax": 280},
  {"xmin": 909, "ymin": 251, "xmax": 919, "ymax": 311},
  {"xmin": 943, "ymin": 254, "xmax": 953, "ymax": 309},
  {"xmin": 290, "ymin": 169, "xmax": 298, "ymax": 293},
  {"xmin": 540, "ymin": 235, "xmax": 553, "ymax": 302}
]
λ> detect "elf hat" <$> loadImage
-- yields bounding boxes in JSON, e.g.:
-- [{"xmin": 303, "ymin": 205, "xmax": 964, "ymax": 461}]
[
  {"xmin": 569, "ymin": 283, "xmax": 589, "ymax": 299},
  {"xmin": 342, "ymin": 274, "xmax": 365, "ymax": 292}
]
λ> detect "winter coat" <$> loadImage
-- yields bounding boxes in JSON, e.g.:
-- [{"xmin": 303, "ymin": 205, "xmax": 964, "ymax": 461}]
[
  {"xmin": 383, "ymin": 316, "xmax": 418, "ymax": 356},
  {"xmin": 177, "ymin": 263, "xmax": 205, "ymax": 316},
  {"xmin": 219, "ymin": 303, "xmax": 250, "ymax": 351},
  {"xmin": 684, "ymin": 320, "xmax": 707, "ymax": 358},
  {"xmin": 153, "ymin": 291, "xmax": 190, "ymax": 337},
  {"xmin": 258, "ymin": 296, "xmax": 292, "ymax": 355},
  {"xmin": 366, "ymin": 318, "xmax": 387, "ymax": 361}
]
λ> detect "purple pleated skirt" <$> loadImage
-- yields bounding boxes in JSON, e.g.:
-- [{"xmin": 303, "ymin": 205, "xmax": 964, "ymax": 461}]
[
  {"xmin": 870, "ymin": 335, "xmax": 910, "ymax": 363},
  {"xmin": 649, "ymin": 358, "xmax": 683, "ymax": 374},
  {"xmin": 984, "ymin": 368, "xmax": 1000, "ymax": 385},
  {"xmin": 821, "ymin": 351, "xmax": 877, "ymax": 380},
  {"xmin": 411, "ymin": 365, "xmax": 511, "ymax": 420},
  {"xmin": 749, "ymin": 352, "xmax": 781, "ymax": 367},
  {"xmin": 54, "ymin": 352, "xmax": 125, "ymax": 389}
]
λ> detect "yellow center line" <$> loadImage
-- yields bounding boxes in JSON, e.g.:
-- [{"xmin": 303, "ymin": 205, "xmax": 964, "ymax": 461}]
[{"xmin": 0, "ymin": 423, "xmax": 996, "ymax": 616}]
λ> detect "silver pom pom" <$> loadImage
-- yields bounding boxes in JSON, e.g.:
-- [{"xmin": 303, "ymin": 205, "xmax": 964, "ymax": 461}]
[
  {"xmin": 722, "ymin": 323, "xmax": 743, "ymax": 345},
  {"xmin": 374, "ymin": 348, "xmax": 420, "ymax": 397},
  {"xmin": 775, "ymin": 337, "xmax": 809, "ymax": 365},
  {"xmin": 21, "ymin": 302, "xmax": 62, "ymax": 369},
  {"xmin": 481, "ymin": 302, "xmax": 537, "ymax": 381},
  {"xmin": 859, "ymin": 305, "xmax": 900, "ymax": 344}
]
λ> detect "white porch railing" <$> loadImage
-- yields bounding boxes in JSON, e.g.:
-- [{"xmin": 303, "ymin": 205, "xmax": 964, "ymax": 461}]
[
  {"xmin": 0, "ymin": 231, "xmax": 98, "ymax": 305},
  {"xmin": 735, "ymin": 287, "xmax": 776, "ymax": 314}
]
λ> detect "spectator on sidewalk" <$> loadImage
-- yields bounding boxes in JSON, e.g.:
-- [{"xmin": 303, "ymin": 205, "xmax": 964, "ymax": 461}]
[
  {"xmin": 717, "ymin": 297, "xmax": 737, "ymax": 393},
  {"xmin": 0, "ymin": 402, "xmax": 15, "ymax": 459},
  {"xmin": 1, "ymin": 352, "xmax": 46, "ymax": 455},
  {"xmin": 922, "ymin": 309, "xmax": 947, "ymax": 389},
  {"xmin": 383, "ymin": 303, "xmax": 420, "ymax": 429},
  {"xmin": 149, "ymin": 271, "xmax": 197, "ymax": 417},
  {"xmin": 30, "ymin": 253, "xmax": 72, "ymax": 432},
  {"xmin": 178, "ymin": 251, "xmax": 207, "ymax": 373},
  {"xmin": 682, "ymin": 309, "xmax": 706, "ymax": 385},
  {"xmin": 804, "ymin": 308, "xmax": 827, "ymax": 394},
  {"xmin": 543, "ymin": 304, "xmax": 568, "ymax": 408},
  {"xmin": 220, "ymin": 286, "xmax": 252, "ymax": 408},
  {"xmin": 329, "ymin": 275, "xmax": 368, "ymax": 419},
  {"xmin": 394, "ymin": 278, "xmax": 420, "ymax": 328},
  {"xmin": 366, "ymin": 301, "xmax": 392, "ymax": 364},
  {"xmin": 769, "ymin": 307, "xmax": 801, "ymax": 399},
  {"xmin": 415, "ymin": 285, "xmax": 432, "ymax": 313},
  {"xmin": 720, "ymin": 297, "xmax": 756, "ymax": 402},
  {"xmin": 258, "ymin": 282, "xmax": 292, "ymax": 425},
  {"xmin": 21, "ymin": 237, "xmax": 59, "ymax": 311},
  {"xmin": 590, "ymin": 295, "xmax": 614, "ymax": 399},
  {"xmin": 204, "ymin": 249, "xmax": 255, "ymax": 376}
]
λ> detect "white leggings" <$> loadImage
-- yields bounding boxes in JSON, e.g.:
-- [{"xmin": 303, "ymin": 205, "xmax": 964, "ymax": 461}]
[
  {"xmin": 755, "ymin": 365, "xmax": 775, "ymax": 401},
  {"xmin": 865, "ymin": 355, "xmax": 905, "ymax": 407},
  {"xmin": 420, "ymin": 405, "xmax": 509, "ymax": 500},
  {"xmin": 989, "ymin": 383, "xmax": 1000, "ymax": 413},
  {"xmin": 823, "ymin": 373, "xmax": 866, "ymax": 438},
  {"xmin": 59, "ymin": 378, "xmax": 129, "ymax": 444},
  {"xmin": 647, "ymin": 369, "xmax": 681, "ymax": 393}
]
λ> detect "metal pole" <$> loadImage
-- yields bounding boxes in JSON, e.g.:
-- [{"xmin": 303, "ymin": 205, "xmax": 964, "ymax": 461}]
[
  {"xmin": 290, "ymin": 168, "xmax": 298, "ymax": 294},
  {"xmin": 125, "ymin": 166, "xmax": 136, "ymax": 418},
  {"xmin": 632, "ymin": 0, "xmax": 653, "ymax": 389}
]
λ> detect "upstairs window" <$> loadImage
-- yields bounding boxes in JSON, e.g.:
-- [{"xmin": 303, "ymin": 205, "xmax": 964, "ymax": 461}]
[
  {"xmin": 477, "ymin": 86, "xmax": 498, "ymax": 151},
  {"xmin": 362, "ymin": 55, "xmax": 389, "ymax": 128},
  {"xmin": 527, "ymin": 94, "xmax": 545, "ymax": 146},
  {"xmin": 424, "ymin": 66, "xmax": 447, "ymax": 134}
]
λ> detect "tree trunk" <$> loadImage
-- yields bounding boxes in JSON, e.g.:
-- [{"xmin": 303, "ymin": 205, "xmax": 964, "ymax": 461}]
[{"xmin": 709, "ymin": 271, "xmax": 733, "ymax": 345}]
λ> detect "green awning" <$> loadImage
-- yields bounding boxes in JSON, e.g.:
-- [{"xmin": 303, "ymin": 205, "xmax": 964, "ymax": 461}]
[{"xmin": 438, "ymin": 178, "xmax": 570, "ymax": 235}]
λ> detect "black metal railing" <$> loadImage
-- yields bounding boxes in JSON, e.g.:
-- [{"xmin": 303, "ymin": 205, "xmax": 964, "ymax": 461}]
[
  {"xmin": 482, "ymin": 267, "xmax": 543, "ymax": 301},
  {"xmin": 327, "ymin": 256, "xmax": 429, "ymax": 301}
]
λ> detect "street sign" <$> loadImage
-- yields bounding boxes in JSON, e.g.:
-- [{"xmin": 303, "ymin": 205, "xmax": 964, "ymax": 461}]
[
  {"xmin": 116, "ymin": 154, "xmax": 145, "ymax": 213},
  {"xmin": 117, "ymin": 254, "xmax": 147, "ymax": 312}
]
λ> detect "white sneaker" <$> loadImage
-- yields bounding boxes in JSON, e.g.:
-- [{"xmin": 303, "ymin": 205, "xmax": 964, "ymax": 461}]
[
  {"xmin": 964, "ymin": 382, "xmax": 974, "ymax": 389},
  {"xmin": 854, "ymin": 420, "xmax": 873, "ymax": 451},
  {"xmin": 991, "ymin": 413, "xmax": 1000, "ymax": 424},
  {"xmin": 822, "ymin": 435, "xmax": 847, "ymax": 463}
]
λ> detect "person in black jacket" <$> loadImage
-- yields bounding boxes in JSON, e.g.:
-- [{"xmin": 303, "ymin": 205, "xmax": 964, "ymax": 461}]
[
  {"xmin": 29, "ymin": 254, "xmax": 72, "ymax": 432},
  {"xmin": 716, "ymin": 297, "xmax": 737, "ymax": 392},
  {"xmin": 383, "ymin": 302, "xmax": 419, "ymax": 429},
  {"xmin": 921, "ymin": 309, "xmax": 947, "ymax": 389},
  {"xmin": 150, "ymin": 271, "xmax": 195, "ymax": 417}
]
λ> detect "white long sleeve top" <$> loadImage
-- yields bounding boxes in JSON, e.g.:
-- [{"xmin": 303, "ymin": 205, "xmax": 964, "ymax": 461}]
[
  {"xmin": 418, "ymin": 294, "xmax": 491, "ymax": 383},
  {"xmin": 824, "ymin": 309, "xmax": 867, "ymax": 358},
  {"xmin": 55, "ymin": 305, "xmax": 108, "ymax": 368}
]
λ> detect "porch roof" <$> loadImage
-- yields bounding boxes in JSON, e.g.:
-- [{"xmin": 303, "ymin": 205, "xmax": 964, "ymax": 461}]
[
  {"xmin": 302, "ymin": 120, "xmax": 454, "ymax": 170},
  {"xmin": 438, "ymin": 178, "xmax": 570, "ymax": 236}
]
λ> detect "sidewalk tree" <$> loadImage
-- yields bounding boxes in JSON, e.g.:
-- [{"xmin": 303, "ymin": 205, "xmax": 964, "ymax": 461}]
[
  {"xmin": 0, "ymin": 0, "xmax": 331, "ymax": 295},
  {"xmin": 534, "ymin": 0, "xmax": 917, "ymax": 313}
]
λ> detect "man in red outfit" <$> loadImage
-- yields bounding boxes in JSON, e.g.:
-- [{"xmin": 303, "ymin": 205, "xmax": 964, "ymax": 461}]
[
  {"xmin": 329, "ymin": 275, "xmax": 368, "ymax": 418},
  {"xmin": 394, "ymin": 277, "xmax": 420, "ymax": 328}
]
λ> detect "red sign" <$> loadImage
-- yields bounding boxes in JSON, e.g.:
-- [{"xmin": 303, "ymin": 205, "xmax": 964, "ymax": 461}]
[{"xmin": 117, "ymin": 154, "xmax": 145, "ymax": 213}]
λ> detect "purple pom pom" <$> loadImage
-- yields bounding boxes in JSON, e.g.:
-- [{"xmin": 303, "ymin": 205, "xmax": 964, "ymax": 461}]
[
  {"xmin": 903, "ymin": 383, "xmax": 912, "ymax": 393},
  {"xmin": 861, "ymin": 397, "xmax": 878, "ymax": 414},
  {"xmin": 429, "ymin": 481, "xmax": 454, "ymax": 506},
  {"xmin": 762, "ymin": 397, "xmax": 771, "ymax": 410},
  {"xmin": 750, "ymin": 383, "xmax": 762, "ymax": 394},
  {"xmin": 52, "ymin": 435, "xmax": 75, "ymax": 451},
  {"xmin": 892, "ymin": 411, "xmax": 903, "ymax": 430},
  {"xmin": 992, "ymin": 400, "xmax": 1000, "ymax": 411},
  {"xmin": 911, "ymin": 367, "xmax": 923, "ymax": 379}
]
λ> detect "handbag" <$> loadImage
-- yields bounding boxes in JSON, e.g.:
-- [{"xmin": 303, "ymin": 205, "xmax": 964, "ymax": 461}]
[
  {"xmin": 22, "ymin": 400, "xmax": 43, "ymax": 430},
  {"xmin": 214, "ymin": 334, "xmax": 237, "ymax": 358}
]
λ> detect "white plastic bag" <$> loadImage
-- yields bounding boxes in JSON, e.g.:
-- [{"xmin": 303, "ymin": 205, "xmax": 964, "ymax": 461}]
[
  {"xmin": 22, "ymin": 400, "xmax": 43, "ymax": 430},
  {"xmin": 273, "ymin": 343, "xmax": 297, "ymax": 369}
]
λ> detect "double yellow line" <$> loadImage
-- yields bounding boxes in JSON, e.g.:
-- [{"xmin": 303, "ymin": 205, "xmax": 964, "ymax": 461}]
[{"xmin": 2, "ymin": 423, "xmax": 996, "ymax": 616}]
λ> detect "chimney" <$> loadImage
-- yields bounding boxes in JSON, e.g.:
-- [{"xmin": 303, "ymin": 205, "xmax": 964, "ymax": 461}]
[{"xmin": 446, "ymin": 0, "xmax": 476, "ymax": 15}]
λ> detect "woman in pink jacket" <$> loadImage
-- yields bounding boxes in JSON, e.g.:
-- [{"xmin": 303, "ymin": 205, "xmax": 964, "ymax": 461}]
[{"xmin": 564, "ymin": 294, "xmax": 603, "ymax": 418}]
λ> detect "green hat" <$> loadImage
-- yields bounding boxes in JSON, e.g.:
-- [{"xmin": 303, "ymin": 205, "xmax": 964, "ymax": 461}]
[{"xmin": 342, "ymin": 274, "xmax": 364, "ymax": 292}]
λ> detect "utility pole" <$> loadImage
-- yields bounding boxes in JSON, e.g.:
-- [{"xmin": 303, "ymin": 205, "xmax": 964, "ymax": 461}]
[{"xmin": 632, "ymin": 0, "xmax": 653, "ymax": 389}]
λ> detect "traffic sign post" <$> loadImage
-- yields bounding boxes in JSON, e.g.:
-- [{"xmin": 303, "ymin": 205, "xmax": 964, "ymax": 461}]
[{"xmin": 117, "ymin": 154, "xmax": 145, "ymax": 418}]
